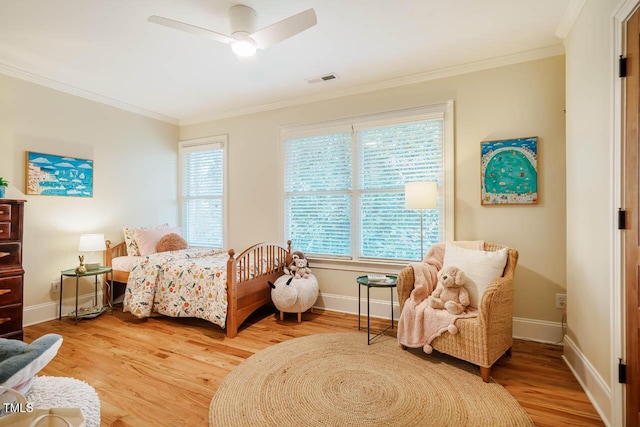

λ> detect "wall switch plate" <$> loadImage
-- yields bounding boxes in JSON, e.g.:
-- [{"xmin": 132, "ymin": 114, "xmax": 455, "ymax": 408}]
[
  {"xmin": 50, "ymin": 279, "xmax": 60, "ymax": 293},
  {"xmin": 555, "ymin": 293, "xmax": 567, "ymax": 309}
]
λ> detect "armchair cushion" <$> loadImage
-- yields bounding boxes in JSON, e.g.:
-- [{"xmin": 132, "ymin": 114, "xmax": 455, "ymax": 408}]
[{"xmin": 442, "ymin": 243, "xmax": 508, "ymax": 308}]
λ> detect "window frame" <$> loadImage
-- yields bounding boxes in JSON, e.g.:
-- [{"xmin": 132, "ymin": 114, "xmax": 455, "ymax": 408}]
[
  {"xmin": 279, "ymin": 102, "xmax": 455, "ymax": 272},
  {"xmin": 178, "ymin": 135, "xmax": 228, "ymax": 249}
]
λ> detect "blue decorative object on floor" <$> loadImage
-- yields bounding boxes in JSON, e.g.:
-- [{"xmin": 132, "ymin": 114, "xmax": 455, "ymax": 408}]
[
  {"xmin": 25, "ymin": 376, "xmax": 101, "ymax": 427},
  {"xmin": 0, "ymin": 334, "xmax": 63, "ymax": 394}
]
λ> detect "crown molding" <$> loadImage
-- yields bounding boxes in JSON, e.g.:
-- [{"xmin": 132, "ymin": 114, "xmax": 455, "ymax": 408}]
[
  {"xmin": 0, "ymin": 62, "xmax": 179, "ymax": 125},
  {"xmin": 181, "ymin": 44, "xmax": 565, "ymax": 126},
  {"xmin": 0, "ymin": 43, "xmax": 564, "ymax": 128},
  {"xmin": 555, "ymin": 0, "xmax": 587, "ymax": 39}
]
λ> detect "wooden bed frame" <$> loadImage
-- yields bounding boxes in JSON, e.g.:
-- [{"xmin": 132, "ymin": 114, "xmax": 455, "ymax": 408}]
[{"xmin": 104, "ymin": 240, "xmax": 292, "ymax": 338}]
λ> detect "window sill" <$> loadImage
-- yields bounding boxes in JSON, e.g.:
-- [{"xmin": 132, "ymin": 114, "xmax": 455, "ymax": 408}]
[{"xmin": 307, "ymin": 256, "xmax": 412, "ymax": 274}]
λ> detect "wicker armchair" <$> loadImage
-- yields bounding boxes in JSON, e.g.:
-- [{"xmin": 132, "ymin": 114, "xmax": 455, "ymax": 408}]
[{"xmin": 397, "ymin": 242, "xmax": 519, "ymax": 382}]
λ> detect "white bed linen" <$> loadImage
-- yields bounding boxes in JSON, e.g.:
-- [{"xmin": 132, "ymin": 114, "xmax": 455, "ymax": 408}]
[{"xmin": 111, "ymin": 255, "xmax": 140, "ymax": 272}]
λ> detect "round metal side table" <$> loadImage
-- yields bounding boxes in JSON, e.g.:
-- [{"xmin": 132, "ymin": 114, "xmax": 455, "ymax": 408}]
[{"xmin": 357, "ymin": 275, "xmax": 397, "ymax": 344}]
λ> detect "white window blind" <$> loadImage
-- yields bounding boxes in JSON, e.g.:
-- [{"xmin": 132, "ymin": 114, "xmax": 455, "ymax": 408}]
[
  {"xmin": 180, "ymin": 137, "xmax": 226, "ymax": 248},
  {"xmin": 358, "ymin": 120, "xmax": 443, "ymax": 260},
  {"xmin": 283, "ymin": 104, "xmax": 452, "ymax": 262},
  {"xmin": 285, "ymin": 132, "xmax": 353, "ymax": 257}
]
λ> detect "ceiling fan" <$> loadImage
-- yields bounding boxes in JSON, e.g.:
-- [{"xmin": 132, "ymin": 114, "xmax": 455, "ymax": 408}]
[{"xmin": 148, "ymin": 4, "xmax": 317, "ymax": 57}]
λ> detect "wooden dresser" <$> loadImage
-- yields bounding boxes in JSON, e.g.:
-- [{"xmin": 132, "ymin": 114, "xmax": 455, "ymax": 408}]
[{"xmin": 0, "ymin": 199, "xmax": 25, "ymax": 340}]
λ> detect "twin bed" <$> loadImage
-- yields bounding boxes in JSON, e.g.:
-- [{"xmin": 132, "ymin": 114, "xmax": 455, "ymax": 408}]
[{"xmin": 104, "ymin": 240, "xmax": 291, "ymax": 338}]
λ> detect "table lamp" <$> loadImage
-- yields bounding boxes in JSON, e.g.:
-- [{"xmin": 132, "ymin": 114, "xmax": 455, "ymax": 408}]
[
  {"xmin": 405, "ymin": 181, "xmax": 437, "ymax": 260},
  {"xmin": 78, "ymin": 233, "xmax": 106, "ymax": 271}
]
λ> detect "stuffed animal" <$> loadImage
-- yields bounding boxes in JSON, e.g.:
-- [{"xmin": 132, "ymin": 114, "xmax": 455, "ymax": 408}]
[
  {"xmin": 292, "ymin": 257, "xmax": 312, "ymax": 279},
  {"xmin": 427, "ymin": 266, "xmax": 469, "ymax": 316},
  {"xmin": 284, "ymin": 251, "xmax": 309, "ymax": 276}
]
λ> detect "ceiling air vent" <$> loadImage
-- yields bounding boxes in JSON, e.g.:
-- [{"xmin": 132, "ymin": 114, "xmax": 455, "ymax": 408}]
[{"xmin": 306, "ymin": 73, "xmax": 338, "ymax": 84}]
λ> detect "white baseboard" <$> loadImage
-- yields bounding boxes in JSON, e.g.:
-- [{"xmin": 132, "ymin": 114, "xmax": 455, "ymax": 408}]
[
  {"xmin": 563, "ymin": 335, "xmax": 612, "ymax": 427},
  {"xmin": 512, "ymin": 316, "xmax": 565, "ymax": 344},
  {"xmin": 23, "ymin": 291, "xmax": 105, "ymax": 327},
  {"xmin": 25, "ymin": 291, "xmax": 565, "ymax": 344},
  {"xmin": 315, "ymin": 292, "xmax": 564, "ymax": 343},
  {"xmin": 314, "ymin": 291, "xmax": 402, "ymax": 321}
]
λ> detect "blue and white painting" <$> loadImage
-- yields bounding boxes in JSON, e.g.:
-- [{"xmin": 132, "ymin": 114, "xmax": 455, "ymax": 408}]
[
  {"xmin": 481, "ymin": 137, "xmax": 537, "ymax": 205},
  {"xmin": 26, "ymin": 152, "xmax": 93, "ymax": 197}
]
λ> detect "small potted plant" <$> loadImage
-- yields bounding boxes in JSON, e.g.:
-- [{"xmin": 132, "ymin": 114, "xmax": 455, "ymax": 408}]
[{"xmin": 0, "ymin": 177, "xmax": 8, "ymax": 198}]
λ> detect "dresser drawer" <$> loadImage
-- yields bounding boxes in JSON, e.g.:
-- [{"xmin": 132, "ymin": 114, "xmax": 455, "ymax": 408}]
[
  {"xmin": 0, "ymin": 304, "xmax": 22, "ymax": 336},
  {"xmin": 0, "ymin": 276, "xmax": 22, "ymax": 306},
  {"xmin": 0, "ymin": 223, "xmax": 9, "ymax": 240},
  {"xmin": 0, "ymin": 243, "xmax": 21, "ymax": 268},
  {"xmin": 0, "ymin": 204, "xmax": 10, "ymax": 222}
]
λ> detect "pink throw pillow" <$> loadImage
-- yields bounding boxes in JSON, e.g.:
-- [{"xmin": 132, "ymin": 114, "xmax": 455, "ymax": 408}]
[
  {"xmin": 123, "ymin": 223, "xmax": 168, "ymax": 256},
  {"xmin": 134, "ymin": 227, "xmax": 182, "ymax": 256}
]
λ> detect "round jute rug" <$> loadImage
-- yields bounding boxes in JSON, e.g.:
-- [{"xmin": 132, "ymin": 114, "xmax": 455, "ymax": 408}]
[{"xmin": 209, "ymin": 332, "xmax": 534, "ymax": 427}]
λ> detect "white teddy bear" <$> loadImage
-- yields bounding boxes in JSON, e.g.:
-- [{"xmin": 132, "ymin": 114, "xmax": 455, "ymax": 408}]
[
  {"xmin": 293, "ymin": 257, "xmax": 311, "ymax": 279},
  {"xmin": 427, "ymin": 265, "xmax": 469, "ymax": 316},
  {"xmin": 283, "ymin": 251, "xmax": 312, "ymax": 279}
]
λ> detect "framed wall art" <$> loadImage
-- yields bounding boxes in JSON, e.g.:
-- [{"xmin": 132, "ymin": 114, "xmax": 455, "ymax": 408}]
[
  {"xmin": 26, "ymin": 151, "xmax": 94, "ymax": 197},
  {"xmin": 480, "ymin": 137, "xmax": 537, "ymax": 205}
]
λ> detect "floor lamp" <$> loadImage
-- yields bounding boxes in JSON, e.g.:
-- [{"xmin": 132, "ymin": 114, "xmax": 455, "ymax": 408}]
[{"xmin": 405, "ymin": 181, "xmax": 438, "ymax": 260}]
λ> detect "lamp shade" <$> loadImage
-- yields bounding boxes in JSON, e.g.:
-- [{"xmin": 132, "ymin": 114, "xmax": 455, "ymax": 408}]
[
  {"xmin": 405, "ymin": 181, "xmax": 437, "ymax": 209},
  {"xmin": 78, "ymin": 234, "xmax": 106, "ymax": 252}
]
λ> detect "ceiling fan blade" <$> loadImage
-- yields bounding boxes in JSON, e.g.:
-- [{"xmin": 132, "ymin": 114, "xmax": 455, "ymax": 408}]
[
  {"xmin": 250, "ymin": 8, "xmax": 317, "ymax": 49},
  {"xmin": 148, "ymin": 15, "xmax": 233, "ymax": 45}
]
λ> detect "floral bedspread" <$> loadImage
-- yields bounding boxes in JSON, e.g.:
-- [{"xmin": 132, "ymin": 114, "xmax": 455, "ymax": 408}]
[{"xmin": 123, "ymin": 248, "xmax": 230, "ymax": 328}]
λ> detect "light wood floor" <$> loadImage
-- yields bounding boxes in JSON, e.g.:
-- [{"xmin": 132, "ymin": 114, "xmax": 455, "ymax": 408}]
[{"xmin": 24, "ymin": 307, "xmax": 604, "ymax": 427}]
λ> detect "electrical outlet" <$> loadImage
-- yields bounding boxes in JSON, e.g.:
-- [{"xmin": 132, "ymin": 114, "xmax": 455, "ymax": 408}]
[
  {"xmin": 555, "ymin": 293, "xmax": 566, "ymax": 309},
  {"xmin": 50, "ymin": 279, "xmax": 60, "ymax": 293}
]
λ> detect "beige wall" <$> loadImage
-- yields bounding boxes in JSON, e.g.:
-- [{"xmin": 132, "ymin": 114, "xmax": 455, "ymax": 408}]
[
  {"xmin": 0, "ymin": 74, "xmax": 179, "ymax": 312},
  {"xmin": 0, "ymin": 54, "xmax": 567, "ymax": 332},
  {"xmin": 181, "ymin": 56, "xmax": 567, "ymax": 324},
  {"xmin": 564, "ymin": 0, "xmax": 619, "ymax": 395}
]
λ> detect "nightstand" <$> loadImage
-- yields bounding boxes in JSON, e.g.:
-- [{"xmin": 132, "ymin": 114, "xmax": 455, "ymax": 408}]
[
  {"xmin": 357, "ymin": 275, "xmax": 397, "ymax": 344},
  {"xmin": 60, "ymin": 266, "xmax": 112, "ymax": 325}
]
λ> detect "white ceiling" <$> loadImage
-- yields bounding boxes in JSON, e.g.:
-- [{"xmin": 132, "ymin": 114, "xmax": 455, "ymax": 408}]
[{"xmin": 0, "ymin": 0, "xmax": 575, "ymax": 125}]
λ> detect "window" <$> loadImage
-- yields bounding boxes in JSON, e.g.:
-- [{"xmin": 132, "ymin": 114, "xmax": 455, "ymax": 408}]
[
  {"xmin": 282, "ymin": 103, "xmax": 453, "ymax": 263},
  {"xmin": 179, "ymin": 136, "xmax": 227, "ymax": 248}
]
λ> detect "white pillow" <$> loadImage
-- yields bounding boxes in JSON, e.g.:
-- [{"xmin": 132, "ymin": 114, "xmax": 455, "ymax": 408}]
[
  {"xmin": 134, "ymin": 227, "xmax": 182, "ymax": 257},
  {"xmin": 123, "ymin": 223, "xmax": 168, "ymax": 256},
  {"xmin": 442, "ymin": 243, "xmax": 508, "ymax": 308}
]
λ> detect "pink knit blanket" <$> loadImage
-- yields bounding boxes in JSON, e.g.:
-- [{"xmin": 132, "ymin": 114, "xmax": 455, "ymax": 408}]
[
  {"xmin": 397, "ymin": 241, "xmax": 483, "ymax": 352},
  {"xmin": 398, "ymin": 293, "xmax": 478, "ymax": 352}
]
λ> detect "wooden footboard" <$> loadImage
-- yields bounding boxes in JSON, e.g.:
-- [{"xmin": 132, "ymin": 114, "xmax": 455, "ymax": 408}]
[{"xmin": 225, "ymin": 240, "xmax": 292, "ymax": 338}]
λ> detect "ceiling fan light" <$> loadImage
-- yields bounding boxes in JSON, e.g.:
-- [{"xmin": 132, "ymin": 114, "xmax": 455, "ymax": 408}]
[{"xmin": 231, "ymin": 39, "xmax": 257, "ymax": 57}]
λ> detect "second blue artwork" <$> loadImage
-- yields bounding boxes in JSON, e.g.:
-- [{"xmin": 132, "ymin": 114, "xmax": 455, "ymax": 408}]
[{"xmin": 481, "ymin": 137, "xmax": 537, "ymax": 205}]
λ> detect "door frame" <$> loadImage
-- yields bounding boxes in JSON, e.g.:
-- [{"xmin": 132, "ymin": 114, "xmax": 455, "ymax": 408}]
[{"xmin": 615, "ymin": 1, "xmax": 640, "ymax": 426}]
